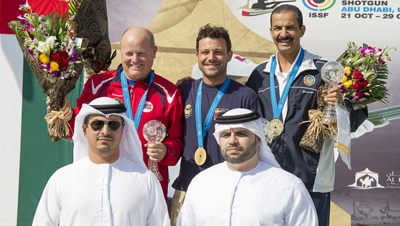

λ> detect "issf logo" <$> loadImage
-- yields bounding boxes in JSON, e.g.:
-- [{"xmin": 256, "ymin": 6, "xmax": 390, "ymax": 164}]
[{"xmin": 302, "ymin": 0, "xmax": 336, "ymax": 11}]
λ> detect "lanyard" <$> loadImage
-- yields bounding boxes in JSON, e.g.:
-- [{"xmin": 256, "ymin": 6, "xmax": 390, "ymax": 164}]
[
  {"xmin": 195, "ymin": 77, "xmax": 230, "ymax": 148},
  {"xmin": 270, "ymin": 48, "xmax": 304, "ymax": 119},
  {"xmin": 121, "ymin": 70, "xmax": 154, "ymax": 131}
]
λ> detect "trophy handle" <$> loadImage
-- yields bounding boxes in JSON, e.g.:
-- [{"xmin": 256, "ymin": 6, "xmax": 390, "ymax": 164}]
[
  {"xmin": 321, "ymin": 104, "xmax": 337, "ymax": 124},
  {"xmin": 148, "ymin": 158, "xmax": 163, "ymax": 181}
]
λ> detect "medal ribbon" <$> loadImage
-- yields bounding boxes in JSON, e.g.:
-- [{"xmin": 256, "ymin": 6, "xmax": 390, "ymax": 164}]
[
  {"xmin": 121, "ymin": 70, "xmax": 154, "ymax": 131},
  {"xmin": 270, "ymin": 48, "xmax": 304, "ymax": 120},
  {"xmin": 195, "ymin": 77, "xmax": 231, "ymax": 148}
]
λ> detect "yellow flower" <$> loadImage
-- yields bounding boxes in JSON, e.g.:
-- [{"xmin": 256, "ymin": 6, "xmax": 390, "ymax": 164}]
[
  {"xmin": 343, "ymin": 80, "xmax": 353, "ymax": 89},
  {"xmin": 341, "ymin": 76, "xmax": 348, "ymax": 84},
  {"xmin": 39, "ymin": 53, "xmax": 49, "ymax": 64},
  {"xmin": 50, "ymin": 61, "xmax": 59, "ymax": 71},
  {"xmin": 344, "ymin": 66, "xmax": 351, "ymax": 76}
]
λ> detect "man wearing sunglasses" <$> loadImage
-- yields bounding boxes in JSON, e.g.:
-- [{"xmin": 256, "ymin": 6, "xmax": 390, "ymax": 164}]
[
  {"xmin": 33, "ymin": 97, "xmax": 169, "ymax": 226},
  {"xmin": 48, "ymin": 26, "xmax": 183, "ymax": 199}
]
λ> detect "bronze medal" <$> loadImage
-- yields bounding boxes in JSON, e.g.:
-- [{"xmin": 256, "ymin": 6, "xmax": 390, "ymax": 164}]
[
  {"xmin": 195, "ymin": 147, "xmax": 207, "ymax": 166},
  {"xmin": 270, "ymin": 119, "xmax": 283, "ymax": 137}
]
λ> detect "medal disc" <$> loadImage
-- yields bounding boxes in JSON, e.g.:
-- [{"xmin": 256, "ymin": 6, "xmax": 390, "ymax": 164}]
[
  {"xmin": 270, "ymin": 119, "xmax": 283, "ymax": 137},
  {"xmin": 195, "ymin": 147, "xmax": 207, "ymax": 166}
]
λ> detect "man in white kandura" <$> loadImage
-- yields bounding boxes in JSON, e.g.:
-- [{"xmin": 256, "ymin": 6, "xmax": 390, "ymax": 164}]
[
  {"xmin": 32, "ymin": 97, "xmax": 169, "ymax": 226},
  {"xmin": 177, "ymin": 108, "xmax": 318, "ymax": 226}
]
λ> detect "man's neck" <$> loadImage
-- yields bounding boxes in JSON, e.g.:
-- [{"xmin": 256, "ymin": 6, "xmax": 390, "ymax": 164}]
[
  {"xmin": 122, "ymin": 69, "xmax": 150, "ymax": 82},
  {"xmin": 276, "ymin": 49, "xmax": 300, "ymax": 73},
  {"xmin": 89, "ymin": 151, "xmax": 120, "ymax": 164},
  {"xmin": 202, "ymin": 74, "xmax": 227, "ymax": 86}
]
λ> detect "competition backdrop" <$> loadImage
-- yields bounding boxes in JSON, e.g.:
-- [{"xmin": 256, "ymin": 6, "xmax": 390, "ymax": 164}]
[{"xmin": 1, "ymin": 0, "xmax": 399, "ymax": 225}]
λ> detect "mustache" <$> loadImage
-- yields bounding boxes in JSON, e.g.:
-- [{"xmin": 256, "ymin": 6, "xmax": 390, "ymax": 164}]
[
  {"xmin": 204, "ymin": 60, "xmax": 221, "ymax": 65},
  {"xmin": 226, "ymin": 144, "xmax": 243, "ymax": 150},
  {"xmin": 97, "ymin": 135, "xmax": 113, "ymax": 140},
  {"xmin": 276, "ymin": 36, "xmax": 294, "ymax": 42}
]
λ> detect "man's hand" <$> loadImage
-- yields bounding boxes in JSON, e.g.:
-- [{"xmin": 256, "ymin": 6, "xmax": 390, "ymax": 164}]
[
  {"xmin": 175, "ymin": 76, "xmax": 195, "ymax": 86},
  {"xmin": 322, "ymin": 86, "xmax": 343, "ymax": 106},
  {"xmin": 46, "ymin": 96, "xmax": 71, "ymax": 111},
  {"xmin": 145, "ymin": 143, "xmax": 167, "ymax": 162}
]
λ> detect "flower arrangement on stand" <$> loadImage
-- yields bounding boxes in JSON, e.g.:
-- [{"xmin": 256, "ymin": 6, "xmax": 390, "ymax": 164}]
[
  {"xmin": 8, "ymin": 0, "xmax": 83, "ymax": 142},
  {"xmin": 338, "ymin": 42, "xmax": 396, "ymax": 106}
]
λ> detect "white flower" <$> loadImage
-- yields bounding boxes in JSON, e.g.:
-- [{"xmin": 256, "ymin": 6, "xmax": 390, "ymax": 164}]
[{"xmin": 37, "ymin": 36, "xmax": 56, "ymax": 55}]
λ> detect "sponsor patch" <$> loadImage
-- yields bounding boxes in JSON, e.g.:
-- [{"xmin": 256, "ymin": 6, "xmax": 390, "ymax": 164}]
[
  {"xmin": 143, "ymin": 101, "xmax": 153, "ymax": 113},
  {"xmin": 185, "ymin": 104, "xmax": 192, "ymax": 118},
  {"xmin": 304, "ymin": 75, "xmax": 315, "ymax": 86},
  {"xmin": 112, "ymin": 98, "xmax": 123, "ymax": 104},
  {"xmin": 214, "ymin": 108, "xmax": 228, "ymax": 118},
  {"xmin": 112, "ymin": 94, "xmax": 123, "ymax": 98}
]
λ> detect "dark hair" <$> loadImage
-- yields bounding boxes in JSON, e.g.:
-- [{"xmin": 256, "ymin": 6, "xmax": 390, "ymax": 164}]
[
  {"xmin": 270, "ymin": 5, "xmax": 303, "ymax": 29},
  {"xmin": 196, "ymin": 24, "xmax": 231, "ymax": 53}
]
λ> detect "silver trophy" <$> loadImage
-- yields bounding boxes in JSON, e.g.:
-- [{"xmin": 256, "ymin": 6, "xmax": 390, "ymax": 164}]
[
  {"xmin": 143, "ymin": 120, "xmax": 166, "ymax": 181},
  {"xmin": 321, "ymin": 61, "xmax": 345, "ymax": 124}
]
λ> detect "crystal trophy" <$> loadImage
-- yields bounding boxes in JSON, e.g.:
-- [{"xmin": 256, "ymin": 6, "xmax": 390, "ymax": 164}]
[
  {"xmin": 321, "ymin": 61, "xmax": 345, "ymax": 124},
  {"xmin": 261, "ymin": 118, "xmax": 274, "ymax": 144},
  {"xmin": 143, "ymin": 120, "xmax": 166, "ymax": 181}
]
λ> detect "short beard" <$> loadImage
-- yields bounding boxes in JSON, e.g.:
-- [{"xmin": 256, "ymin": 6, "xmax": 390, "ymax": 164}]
[
  {"xmin": 96, "ymin": 135, "xmax": 114, "ymax": 153},
  {"xmin": 200, "ymin": 68, "xmax": 224, "ymax": 78},
  {"xmin": 199, "ymin": 62, "xmax": 226, "ymax": 78},
  {"xmin": 222, "ymin": 138, "xmax": 257, "ymax": 164}
]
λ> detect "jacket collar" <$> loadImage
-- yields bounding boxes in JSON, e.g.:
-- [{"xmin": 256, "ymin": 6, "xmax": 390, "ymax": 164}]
[{"xmin": 113, "ymin": 64, "xmax": 151, "ymax": 85}]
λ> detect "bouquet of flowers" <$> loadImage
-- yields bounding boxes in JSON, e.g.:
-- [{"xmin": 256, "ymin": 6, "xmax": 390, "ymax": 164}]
[
  {"xmin": 8, "ymin": 0, "xmax": 83, "ymax": 141},
  {"xmin": 338, "ymin": 42, "xmax": 396, "ymax": 105}
]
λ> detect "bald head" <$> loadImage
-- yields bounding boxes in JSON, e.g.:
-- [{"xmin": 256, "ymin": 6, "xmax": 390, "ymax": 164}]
[
  {"xmin": 119, "ymin": 26, "xmax": 157, "ymax": 81},
  {"xmin": 120, "ymin": 27, "xmax": 155, "ymax": 49}
]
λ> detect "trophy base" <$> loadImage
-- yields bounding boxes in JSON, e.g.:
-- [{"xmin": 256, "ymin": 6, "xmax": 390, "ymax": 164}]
[{"xmin": 321, "ymin": 108, "xmax": 337, "ymax": 124}]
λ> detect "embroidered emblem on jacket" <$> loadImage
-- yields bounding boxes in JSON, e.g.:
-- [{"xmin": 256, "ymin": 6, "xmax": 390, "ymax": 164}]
[
  {"xmin": 303, "ymin": 75, "xmax": 315, "ymax": 86},
  {"xmin": 143, "ymin": 101, "xmax": 153, "ymax": 113},
  {"xmin": 214, "ymin": 108, "xmax": 227, "ymax": 118},
  {"xmin": 185, "ymin": 104, "xmax": 192, "ymax": 118}
]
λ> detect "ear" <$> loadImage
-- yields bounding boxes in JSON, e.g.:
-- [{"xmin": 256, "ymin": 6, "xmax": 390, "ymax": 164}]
[
  {"xmin": 256, "ymin": 136, "xmax": 261, "ymax": 147},
  {"xmin": 153, "ymin": 45, "xmax": 158, "ymax": 58},
  {"xmin": 300, "ymin": 25, "xmax": 306, "ymax": 37},
  {"xmin": 83, "ymin": 123, "xmax": 88, "ymax": 137},
  {"xmin": 227, "ymin": 50, "xmax": 233, "ymax": 62}
]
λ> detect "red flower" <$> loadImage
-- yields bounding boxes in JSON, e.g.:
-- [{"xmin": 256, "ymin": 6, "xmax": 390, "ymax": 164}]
[
  {"xmin": 58, "ymin": 50, "xmax": 68, "ymax": 59},
  {"xmin": 352, "ymin": 81, "xmax": 361, "ymax": 91},
  {"xmin": 359, "ymin": 79, "xmax": 368, "ymax": 89},
  {"xmin": 50, "ymin": 52, "xmax": 61, "ymax": 63},
  {"xmin": 352, "ymin": 70, "xmax": 364, "ymax": 80},
  {"xmin": 59, "ymin": 58, "xmax": 69, "ymax": 69}
]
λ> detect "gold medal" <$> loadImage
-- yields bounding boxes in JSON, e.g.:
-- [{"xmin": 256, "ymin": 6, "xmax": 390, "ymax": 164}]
[
  {"xmin": 270, "ymin": 119, "xmax": 283, "ymax": 137},
  {"xmin": 195, "ymin": 147, "xmax": 207, "ymax": 166}
]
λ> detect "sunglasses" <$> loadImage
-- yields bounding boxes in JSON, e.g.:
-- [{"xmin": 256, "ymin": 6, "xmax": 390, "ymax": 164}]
[{"xmin": 87, "ymin": 120, "xmax": 123, "ymax": 132}]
